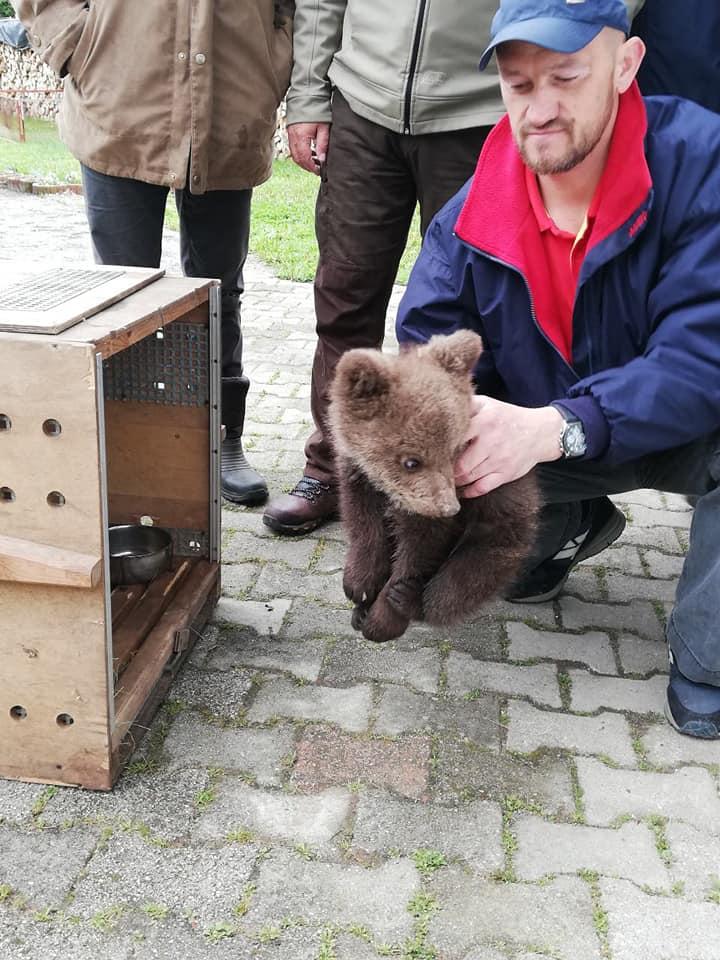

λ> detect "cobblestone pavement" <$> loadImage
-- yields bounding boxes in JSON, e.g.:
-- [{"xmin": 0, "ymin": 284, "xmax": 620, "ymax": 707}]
[{"xmin": 1, "ymin": 188, "xmax": 718, "ymax": 960}]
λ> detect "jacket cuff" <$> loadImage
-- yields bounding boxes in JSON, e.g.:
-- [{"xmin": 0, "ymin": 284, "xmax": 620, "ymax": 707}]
[
  {"xmin": 553, "ymin": 395, "xmax": 611, "ymax": 460},
  {"xmin": 285, "ymin": 92, "xmax": 333, "ymax": 126},
  {"xmin": 24, "ymin": 4, "xmax": 88, "ymax": 77}
]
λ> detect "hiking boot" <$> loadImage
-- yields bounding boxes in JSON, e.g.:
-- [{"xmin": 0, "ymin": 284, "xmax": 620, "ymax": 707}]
[
  {"xmin": 506, "ymin": 496, "xmax": 626, "ymax": 603},
  {"xmin": 221, "ymin": 430, "xmax": 268, "ymax": 506},
  {"xmin": 263, "ymin": 476, "xmax": 339, "ymax": 535},
  {"xmin": 665, "ymin": 661, "xmax": 720, "ymax": 739}
]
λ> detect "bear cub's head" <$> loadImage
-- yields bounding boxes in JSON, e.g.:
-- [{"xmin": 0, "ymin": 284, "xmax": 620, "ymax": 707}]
[{"xmin": 329, "ymin": 330, "xmax": 484, "ymax": 518}]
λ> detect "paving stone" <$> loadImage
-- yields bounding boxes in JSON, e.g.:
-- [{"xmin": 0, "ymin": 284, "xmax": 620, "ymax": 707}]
[
  {"xmin": 0, "ymin": 825, "xmax": 99, "ymax": 908},
  {"xmin": 223, "ymin": 531, "xmax": 317, "ymax": 567},
  {"xmin": 568, "ymin": 670, "xmax": 667, "ymax": 715},
  {"xmin": 514, "ymin": 815, "xmax": 668, "ymax": 888},
  {"xmin": 221, "ymin": 505, "xmax": 280, "ymax": 537},
  {"xmin": 0, "ymin": 779, "xmax": 48, "ymax": 826},
  {"xmin": 580, "ymin": 544, "xmax": 645, "ymax": 576},
  {"xmin": 605, "ymin": 575, "xmax": 678, "ymax": 603},
  {"xmin": 171, "ymin": 665, "xmax": 253, "ymax": 717},
  {"xmin": 555, "ymin": 566, "xmax": 605, "ymax": 602},
  {"xmin": 321, "ymin": 637, "xmax": 442, "ymax": 693},
  {"xmin": 219, "ymin": 561, "xmax": 261, "ymax": 597},
  {"xmin": 205, "ymin": 631, "xmax": 326, "ymax": 681},
  {"xmin": 601, "ymin": 877, "xmax": 720, "ymax": 960},
  {"xmin": 163, "ymin": 714, "xmax": 295, "ymax": 786},
  {"xmin": 445, "ymin": 652, "xmax": 562, "ymax": 708},
  {"xmin": 353, "ymin": 791, "xmax": 503, "ymax": 874},
  {"xmin": 642, "ymin": 723, "xmax": 720, "ymax": 768},
  {"xmin": 194, "ymin": 781, "xmax": 350, "ymax": 848},
  {"xmin": 619, "ymin": 523, "xmax": 685, "ymax": 552},
  {"xmin": 281, "ymin": 599, "xmax": 359, "ymax": 640},
  {"xmin": 433, "ymin": 615, "xmax": 505, "ymax": 659},
  {"xmin": 506, "ymin": 701, "xmax": 636, "ymax": 766},
  {"xmin": 334, "ymin": 933, "xmax": 379, "ymax": 960},
  {"xmin": 212, "ymin": 597, "xmax": 292, "ymax": 635},
  {"xmin": 662, "ymin": 492, "xmax": 695, "ymax": 512},
  {"xmin": 666, "ymin": 822, "xmax": 720, "ymax": 900},
  {"xmin": 70, "ymin": 832, "xmax": 257, "ymax": 932},
  {"xmin": 313, "ymin": 538, "xmax": 347, "ymax": 573},
  {"xmin": 251, "ymin": 564, "xmax": 347, "ymax": 604},
  {"xmin": 247, "ymin": 677, "xmax": 373, "ymax": 732},
  {"xmin": 291, "ymin": 728, "xmax": 431, "ymax": 801},
  {"xmin": 131, "ymin": 921, "xmax": 259, "ymax": 959},
  {"xmin": 429, "ymin": 870, "xmax": 600, "ymax": 960},
  {"xmin": 0, "ymin": 913, "xmax": 136, "ymax": 960},
  {"xmin": 612, "ymin": 489, "xmax": 666, "ymax": 510},
  {"xmin": 481, "ymin": 597, "xmax": 559, "ymax": 629},
  {"xmin": 643, "ymin": 549, "xmax": 686, "ymax": 579},
  {"xmin": 617, "ymin": 634, "xmax": 669, "ymax": 676},
  {"xmin": 243, "ymin": 850, "xmax": 418, "ymax": 943},
  {"xmin": 624, "ymin": 504, "xmax": 694, "ymax": 529},
  {"xmin": 577, "ymin": 757, "xmax": 720, "ymax": 831},
  {"xmin": 559, "ymin": 597, "xmax": 664, "ymax": 640},
  {"xmin": 374, "ymin": 685, "xmax": 501, "ymax": 748},
  {"xmin": 433, "ymin": 742, "xmax": 575, "ymax": 818},
  {"xmin": 506, "ymin": 622, "xmax": 617, "ymax": 674}
]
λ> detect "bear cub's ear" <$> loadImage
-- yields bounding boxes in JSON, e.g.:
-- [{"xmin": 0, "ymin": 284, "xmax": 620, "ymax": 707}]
[
  {"xmin": 333, "ymin": 348, "xmax": 392, "ymax": 420},
  {"xmin": 425, "ymin": 330, "xmax": 484, "ymax": 378}
]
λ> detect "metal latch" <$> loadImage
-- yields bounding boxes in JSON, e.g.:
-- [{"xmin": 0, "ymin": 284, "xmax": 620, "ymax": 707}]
[{"xmin": 164, "ymin": 628, "xmax": 191, "ymax": 675}]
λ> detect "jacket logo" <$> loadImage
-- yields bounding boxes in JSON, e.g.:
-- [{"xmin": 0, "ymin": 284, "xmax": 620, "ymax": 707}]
[{"xmin": 628, "ymin": 211, "xmax": 648, "ymax": 237}]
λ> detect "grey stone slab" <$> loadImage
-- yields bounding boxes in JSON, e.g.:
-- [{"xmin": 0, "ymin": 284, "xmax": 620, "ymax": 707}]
[
  {"xmin": 506, "ymin": 622, "xmax": 617, "ymax": 674},
  {"xmin": 619, "ymin": 523, "xmax": 685, "ymax": 552},
  {"xmin": 171, "ymin": 665, "xmax": 253, "ymax": 718},
  {"xmin": 131, "ymin": 920, "xmax": 259, "ymax": 960},
  {"xmin": 70, "ymin": 833, "xmax": 257, "ymax": 932},
  {"xmin": 642, "ymin": 722, "xmax": 720, "ymax": 768},
  {"xmin": 568, "ymin": 670, "xmax": 667, "ymax": 716},
  {"xmin": 601, "ymin": 877, "xmax": 720, "ymax": 960},
  {"xmin": 666, "ymin": 822, "xmax": 720, "ymax": 900},
  {"xmin": 662, "ymin": 492, "xmax": 694, "ymax": 512},
  {"xmin": 433, "ymin": 742, "xmax": 575, "ymax": 819},
  {"xmin": 612, "ymin": 489, "xmax": 666, "ymax": 510},
  {"xmin": 445, "ymin": 652, "xmax": 562, "ymax": 708},
  {"xmin": 223, "ymin": 530, "xmax": 316, "ymax": 567},
  {"xmin": 334, "ymin": 933, "xmax": 380, "ymax": 960},
  {"xmin": 580, "ymin": 544, "xmax": 645, "ymax": 576},
  {"xmin": 251, "ymin": 564, "xmax": 347, "ymax": 605},
  {"xmin": 617, "ymin": 634, "xmax": 669, "ymax": 676},
  {"xmin": 624, "ymin": 504, "xmax": 694, "ymax": 529},
  {"xmin": 312, "ymin": 538, "xmax": 347, "ymax": 574},
  {"xmin": 605, "ymin": 575, "xmax": 678, "ymax": 603},
  {"xmin": 643, "ymin": 550, "xmax": 686, "ymax": 579},
  {"xmin": 374, "ymin": 685, "xmax": 501, "ymax": 748},
  {"xmin": 506, "ymin": 701, "xmax": 636, "ymax": 766},
  {"xmin": 222, "ymin": 505, "xmax": 279, "ymax": 537},
  {"xmin": 194, "ymin": 781, "xmax": 350, "ymax": 848},
  {"xmin": 162, "ymin": 714, "xmax": 295, "ymax": 786},
  {"xmin": 559, "ymin": 567, "xmax": 605, "ymax": 602},
  {"xmin": 0, "ymin": 913, "xmax": 135, "ymax": 960},
  {"xmin": 0, "ymin": 779, "xmax": 49, "ymax": 826},
  {"xmin": 242, "ymin": 850, "xmax": 418, "ymax": 943},
  {"xmin": 0, "ymin": 824, "xmax": 99, "ymax": 908},
  {"xmin": 281, "ymin": 599, "xmax": 359, "ymax": 640},
  {"xmin": 559, "ymin": 597, "xmax": 664, "ymax": 641},
  {"xmin": 433, "ymin": 614, "xmax": 505, "ymax": 660},
  {"xmin": 577, "ymin": 757, "xmax": 720, "ymax": 832},
  {"xmin": 212, "ymin": 597, "xmax": 292, "ymax": 635},
  {"xmin": 481, "ymin": 597, "xmax": 559, "ymax": 629},
  {"xmin": 321, "ymin": 637, "xmax": 442, "ymax": 694},
  {"xmin": 514, "ymin": 815, "xmax": 669, "ymax": 888},
  {"xmin": 429, "ymin": 871, "xmax": 600, "ymax": 960},
  {"xmin": 205, "ymin": 631, "xmax": 326, "ymax": 681},
  {"xmin": 247, "ymin": 677, "xmax": 373, "ymax": 733},
  {"xmin": 219, "ymin": 561, "xmax": 261, "ymax": 597},
  {"xmin": 353, "ymin": 791, "xmax": 503, "ymax": 874}
]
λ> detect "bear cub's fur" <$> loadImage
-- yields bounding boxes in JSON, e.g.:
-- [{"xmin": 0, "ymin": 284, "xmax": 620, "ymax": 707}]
[{"xmin": 329, "ymin": 330, "xmax": 541, "ymax": 643}]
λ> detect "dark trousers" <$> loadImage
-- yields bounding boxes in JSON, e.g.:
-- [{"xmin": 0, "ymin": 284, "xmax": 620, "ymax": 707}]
[
  {"xmin": 534, "ymin": 430, "xmax": 720, "ymax": 685},
  {"xmin": 304, "ymin": 93, "xmax": 491, "ymax": 482},
  {"xmin": 81, "ymin": 164, "xmax": 252, "ymax": 429}
]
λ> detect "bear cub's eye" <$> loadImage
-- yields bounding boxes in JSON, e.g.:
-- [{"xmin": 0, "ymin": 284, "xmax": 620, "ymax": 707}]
[{"xmin": 402, "ymin": 457, "xmax": 422, "ymax": 472}]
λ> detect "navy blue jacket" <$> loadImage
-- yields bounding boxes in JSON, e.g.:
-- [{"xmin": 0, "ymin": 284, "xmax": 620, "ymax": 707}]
[{"xmin": 396, "ymin": 85, "xmax": 720, "ymax": 465}]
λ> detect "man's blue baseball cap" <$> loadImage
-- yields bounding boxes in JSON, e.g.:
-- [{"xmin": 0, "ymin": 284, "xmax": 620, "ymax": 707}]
[{"xmin": 479, "ymin": 0, "xmax": 630, "ymax": 71}]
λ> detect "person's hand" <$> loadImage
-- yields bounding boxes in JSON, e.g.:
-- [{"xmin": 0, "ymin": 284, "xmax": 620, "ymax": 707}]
[
  {"xmin": 287, "ymin": 122, "xmax": 331, "ymax": 175},
  {"xmin": 454, "ymin": 396, "xmax": 564, "ymax": 497}
]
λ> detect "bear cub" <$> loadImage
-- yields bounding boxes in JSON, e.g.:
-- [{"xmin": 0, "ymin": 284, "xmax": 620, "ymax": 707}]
[{"xmin": 328, "ymin": 330, "xmax": 540, "ymax": 643}]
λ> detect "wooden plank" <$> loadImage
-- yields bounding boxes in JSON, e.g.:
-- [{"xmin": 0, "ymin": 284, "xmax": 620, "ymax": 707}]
[
  {"xmin": 112, "ymin": 561, "xmax": 192, "ymax": 678},
  {"xmin": 0, "ymin": 533, "xmax": 101, "ymax": 588},
  {"xmin": 111, "ymin": 584, "xmax": 145, "ymax": 628},
  {"xmin": 112, "ymin": 561, "xmax": 218, "ymax": 745}
]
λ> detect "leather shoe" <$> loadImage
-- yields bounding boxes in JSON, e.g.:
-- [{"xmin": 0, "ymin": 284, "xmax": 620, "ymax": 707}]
[
  {"xmin": 263, "ymin": 476, "xmax": 338, "ymax": 535},
  {"xmin": 221, "ymin": 431, "xmax": 268, "ymax": 506}
]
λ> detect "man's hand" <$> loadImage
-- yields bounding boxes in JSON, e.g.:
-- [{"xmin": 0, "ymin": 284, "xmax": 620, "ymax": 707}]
[
  {"xmin": 287, "ymin": 122, "xmax": 331, "ymax": 175},
  {"xmin": 455, "ymin": 396, "xmax": 565, "ymax": 497}
]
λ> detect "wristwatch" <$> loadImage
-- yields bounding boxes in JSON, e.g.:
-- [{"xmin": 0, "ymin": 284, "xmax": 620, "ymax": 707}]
[{"xmin": 552, "ymin": 404, "xmax": 587, "ymax": 459}]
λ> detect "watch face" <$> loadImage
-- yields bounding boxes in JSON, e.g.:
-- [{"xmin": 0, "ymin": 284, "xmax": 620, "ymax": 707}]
[{"xmin": 564, "ymin": 421, "xmax": 587, "ymax": 457}]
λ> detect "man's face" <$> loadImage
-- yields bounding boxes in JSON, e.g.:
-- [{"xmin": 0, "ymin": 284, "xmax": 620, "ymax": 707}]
[{"xmin": 496, "ymin": 32, "xmax": 619, "ymax": 175}]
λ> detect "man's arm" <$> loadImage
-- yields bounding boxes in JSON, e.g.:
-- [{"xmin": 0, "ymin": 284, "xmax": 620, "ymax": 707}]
[
  {"xmin": 13, "ymin": 0, "xmax": 88, "ymax": 76},
  {"xmin": 285, "ymin": 0, "xmax": 345, "ymax": 172}
]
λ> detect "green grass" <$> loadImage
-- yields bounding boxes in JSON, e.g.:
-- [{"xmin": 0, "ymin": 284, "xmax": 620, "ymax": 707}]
[{"xmin": 0, "ymin": 117, "xmax": 422, "ymax": 282}]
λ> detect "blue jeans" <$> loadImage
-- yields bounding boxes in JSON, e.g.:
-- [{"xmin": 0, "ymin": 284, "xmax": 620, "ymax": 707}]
[
  {"xmin": 534, "ymin": 430, "xmax": 720, "ymax": 684},
  {"xmin": 81, "ymin": 164, "xmax": 252, "ymax": 425}
]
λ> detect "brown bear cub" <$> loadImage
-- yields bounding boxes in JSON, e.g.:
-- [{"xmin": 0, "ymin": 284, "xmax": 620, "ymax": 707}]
[{"xmin": 328, "ymin": 330, "xmax": 540, "ymax": 643}]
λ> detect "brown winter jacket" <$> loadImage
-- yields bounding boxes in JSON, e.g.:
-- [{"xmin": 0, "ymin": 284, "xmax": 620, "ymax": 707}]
[{"xmin": 15, "ymin": 0, "xmax": 294, "ymax": 193}]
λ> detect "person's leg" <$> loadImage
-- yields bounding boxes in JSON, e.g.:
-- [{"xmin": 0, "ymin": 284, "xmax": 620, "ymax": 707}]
[
  {"xmin": 81, "ymin": 164, "xmax": 167, "ymax": 267},
  {"xmin": 175, "ymin": 185, "xmax": 267, "ymax": 506},
  {"xmin": 263, "ymin": 92, "xmax": 417, "ymax": 534}
]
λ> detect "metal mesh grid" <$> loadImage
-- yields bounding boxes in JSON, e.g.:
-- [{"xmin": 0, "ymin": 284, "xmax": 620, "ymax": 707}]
[
  {"xmin": 103, "ymin": 322, "xmax": 209, "ymax": 406},
  {"xmin": 0, "ymin": 268, "xmax": 124, "ymax": 312},
  {"xmin": 171, "ymin": 528, "xmax": 209, "ymax": 558}
]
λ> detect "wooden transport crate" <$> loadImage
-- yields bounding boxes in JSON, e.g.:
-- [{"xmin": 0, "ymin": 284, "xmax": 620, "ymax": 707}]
[{"xmin": 0, "ymin": 268, "xmax": 221, "ymax": 789}]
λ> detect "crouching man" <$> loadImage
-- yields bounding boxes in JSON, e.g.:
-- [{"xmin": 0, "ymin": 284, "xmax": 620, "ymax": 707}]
[{"xmin": 397, "ymin": 0, "xmax": 720, "ymax": 738}]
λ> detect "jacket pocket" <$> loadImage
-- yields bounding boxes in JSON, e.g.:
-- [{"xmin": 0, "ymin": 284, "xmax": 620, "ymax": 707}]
[{"xmin": 65, "ymin": 0, "xmax": 97, "ymax": 81}]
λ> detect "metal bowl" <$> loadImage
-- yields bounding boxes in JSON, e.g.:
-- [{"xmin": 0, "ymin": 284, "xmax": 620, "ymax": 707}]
[{"xmin": 108, "ymin": 524, "xmax": 172, "ymax": 588}]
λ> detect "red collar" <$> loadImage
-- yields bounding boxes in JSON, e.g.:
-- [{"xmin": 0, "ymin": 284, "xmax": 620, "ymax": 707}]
[{"xmin": 454, "ymin": 81, "xmax": 652, "ymax": 270}]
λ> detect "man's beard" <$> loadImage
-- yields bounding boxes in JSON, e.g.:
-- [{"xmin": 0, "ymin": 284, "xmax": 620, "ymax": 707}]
[{"xmin": 516, "ymin": 93, "xmax": 615, "ymax": 175}]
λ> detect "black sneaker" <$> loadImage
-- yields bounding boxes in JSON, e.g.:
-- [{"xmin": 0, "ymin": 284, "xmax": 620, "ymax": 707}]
[
  {"xmin": 506, "ymin": 497, "xmax": 626, "ymax": 604},
  {"xmin": 665, "ymin": 661, "xmax": 720, "ymax": 739}
]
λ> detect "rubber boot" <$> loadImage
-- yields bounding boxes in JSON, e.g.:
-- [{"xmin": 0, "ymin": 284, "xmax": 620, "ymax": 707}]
[{"xmin": 221, "ymin": 377, "xmax": 268, "ymax": 506}]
